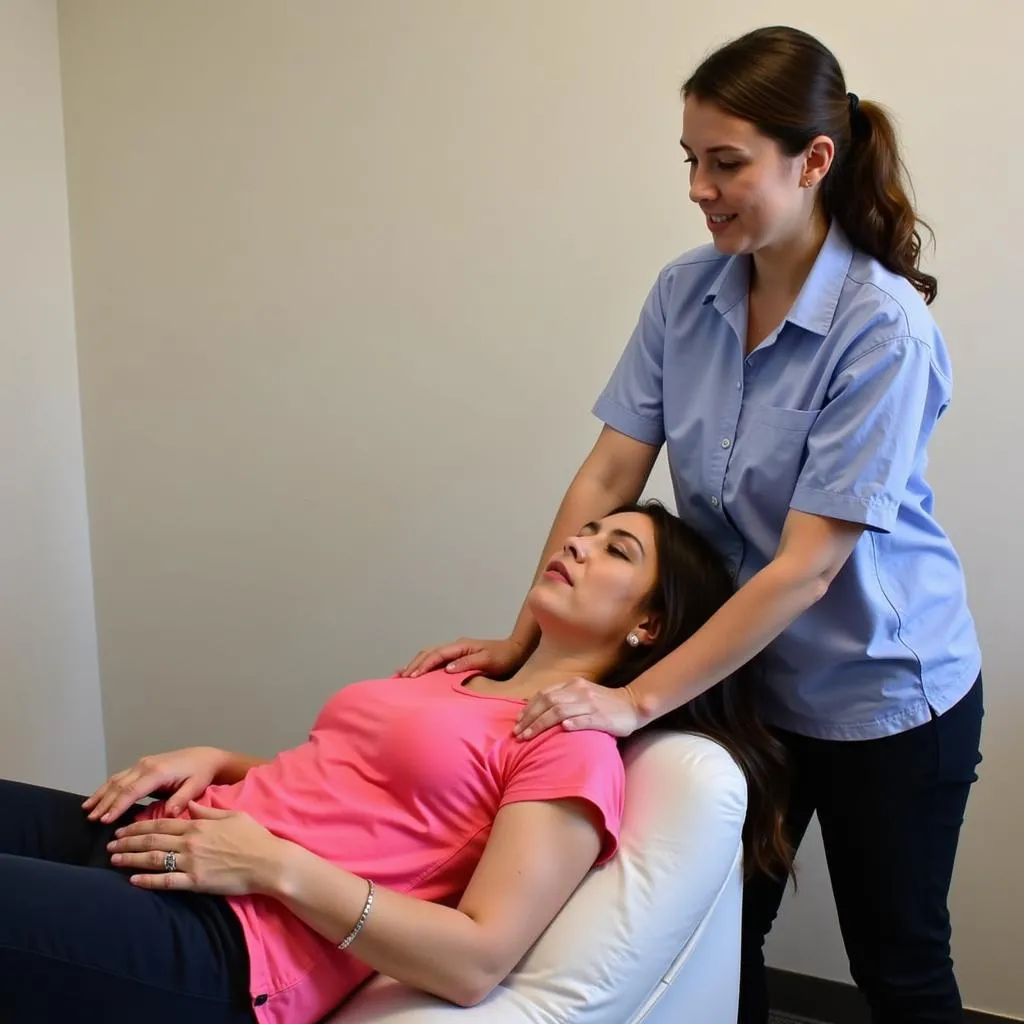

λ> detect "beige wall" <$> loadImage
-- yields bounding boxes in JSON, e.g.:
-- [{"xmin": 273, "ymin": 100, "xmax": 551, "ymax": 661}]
[
  {"xmin": 56, "ymin": 1, "xmax": 1022, "ymax": 1015},
  {"xmin": 0, "ymin": 0, "xmax": 106, "ymax": 791}
]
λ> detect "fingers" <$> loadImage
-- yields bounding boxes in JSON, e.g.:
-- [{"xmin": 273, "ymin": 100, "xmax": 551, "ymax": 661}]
[
  {"xmin": 399, "ymin": 649, "xmax": 434, "ymax": 678},
  {"xmin": 166, "ymin": 780, "xmax": 205, "ymax": 817},
  {"xmin": 186, "ymin": 801, "xmax": 232, "ymax": 819},
  {"xmin": 109, "ymin": 832, "xmax": 187, "ymax": 854},
  {"xmin": 85, "ymin": 769, "xmax": 142, "ymax": 823},
  {"xmin": 516, "ymin": 704, "xmax": 595, "ymax": 739},
  {"xmin": 445, "ymin": 649, "xmax": 490, "ymax": 674},
  {"xmin": 401, "ymin": 641, "xmax": 473, "ymax": 678},
  {"xmin": 402, "ymin": 650, "xmax": 446, "ymax": 678},
  {"xmin": 82, "ymin": 772, "xmax": 123, "ymax": 814},
  {"xmin": 114, "ymin": 817, "xmax": 191, "ymax": 839},
  {"xmin": 109, "ymin": 834, "xmax": 185, "ymax": 864},
  {"xmin": 513, "ymin": 679, "xmax": 595, "ymax": 737},
  {"xmin": 129, "ymin": 870, "xmax": 191, "ymax": 890},
  {"xmin": 82, "ymin": 768, "xmax": 130, "ymax": 814}
]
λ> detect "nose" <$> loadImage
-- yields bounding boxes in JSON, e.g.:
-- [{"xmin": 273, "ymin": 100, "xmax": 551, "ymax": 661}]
[
  {"xmin": 565, "ymin": 535, "xmax": 587, "ymax": 562},
  {"xmin": 688, "ymin": 165, "xmax": 717, "ymax": 205}
]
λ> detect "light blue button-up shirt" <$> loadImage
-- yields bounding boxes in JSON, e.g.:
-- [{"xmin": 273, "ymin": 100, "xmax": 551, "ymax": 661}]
[{"xmin": 594, "ymin": 223, "xmax": 981, "ymax": 740}]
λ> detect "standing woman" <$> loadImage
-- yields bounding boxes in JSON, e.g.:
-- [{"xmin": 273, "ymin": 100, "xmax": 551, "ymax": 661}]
[{"xmin": 402, "ymin": 25, "xmax": 982, "ymax": 1024}]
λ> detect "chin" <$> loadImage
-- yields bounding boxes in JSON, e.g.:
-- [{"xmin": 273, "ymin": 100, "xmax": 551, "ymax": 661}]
[
  {"xmin": 710, "ymin": 231, "xmax": 756, "ymax": 256},
  {"xmin": 525, "ymin": 591, "xmax": 593, "ymax": 645},
  {"xmin": 525, "ymin": 587, "xmax": 565, "ymax": 626}
]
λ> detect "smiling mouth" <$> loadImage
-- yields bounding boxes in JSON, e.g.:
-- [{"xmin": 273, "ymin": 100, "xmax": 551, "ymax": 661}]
[{"xmin": 708, "ymin": 213, "xmax": 737, "ymax": 224}]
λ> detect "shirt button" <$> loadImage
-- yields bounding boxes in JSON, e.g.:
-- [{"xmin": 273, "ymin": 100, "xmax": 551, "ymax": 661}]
[
  {"xmin": 710, "ymin": 496, "xmax": 720, "ymax": 508},
  {"xmin": 736, "ymin": 381, "xmax": 741, "ymax": 389},
  {"xmin": 721, "ymin": 438, "xmax": 732, "ymax": 449}
]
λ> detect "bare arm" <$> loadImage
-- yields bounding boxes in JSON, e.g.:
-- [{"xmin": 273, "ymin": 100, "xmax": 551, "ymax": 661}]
[
  {"xmin": 631, "ymin": 509, "xmax": 863, "ymax": 722},
  {"xmin": 261, "ymin": 799, "xmax": 604, "ymax": 1006}
]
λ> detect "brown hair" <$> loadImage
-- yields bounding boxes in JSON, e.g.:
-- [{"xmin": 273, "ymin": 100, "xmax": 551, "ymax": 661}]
[
  {"xmin": 683, "ymin": 25, "xmax": 937, "ymax": 304},
  {"xmin": 600, "ymin": 501, "xmax": 793, "ymax": 881}
]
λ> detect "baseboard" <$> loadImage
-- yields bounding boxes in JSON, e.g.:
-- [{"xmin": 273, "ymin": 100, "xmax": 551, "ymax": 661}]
[{"xmin": 767, "ymin": 967, "xmax": 1019, "ymax": 1023}]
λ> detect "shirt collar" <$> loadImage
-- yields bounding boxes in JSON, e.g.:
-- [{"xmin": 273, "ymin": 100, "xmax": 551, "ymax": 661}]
[{"xmin": 702, "ymin": 220, "xmax": 854, "ymax": 338}]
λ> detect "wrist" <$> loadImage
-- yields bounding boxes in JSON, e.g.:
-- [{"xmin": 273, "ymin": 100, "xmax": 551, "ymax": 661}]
[
  {"xmin": 212, "ymin": 748, "xmax": 238, "ymax": 784},
  {"xmin": 624, "ymin": 682, "xmax": 659, "ymax": 729},
  {"xmin": 252, "ymin": 835, "xmax": 302, "ymax": 898}
]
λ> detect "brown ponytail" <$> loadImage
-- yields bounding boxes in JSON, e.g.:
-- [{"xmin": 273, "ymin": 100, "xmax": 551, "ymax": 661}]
[{"xmin": 683, "ymin": 26, "xmax": 938, "ymax": 304}]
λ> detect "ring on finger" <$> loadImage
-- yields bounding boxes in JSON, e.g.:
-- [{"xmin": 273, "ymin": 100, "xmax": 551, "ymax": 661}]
[{"xmin": 163, "ymin": 851, "xmax": 177, "ymax": 873}]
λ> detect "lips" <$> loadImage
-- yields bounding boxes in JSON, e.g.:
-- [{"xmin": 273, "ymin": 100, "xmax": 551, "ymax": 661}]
[
  {"xmin": 705, "ymin": 212, "xmax": 738, "ymax": 237},
  {"xmin": 544, "ymin": 559, "xmax": 573, "ymax": 585}
]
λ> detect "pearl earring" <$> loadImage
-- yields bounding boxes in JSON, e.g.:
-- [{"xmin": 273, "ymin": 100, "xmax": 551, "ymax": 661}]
[{"xmin": 627, "ymin": 632, "xmax": 640, "ymax": 647}]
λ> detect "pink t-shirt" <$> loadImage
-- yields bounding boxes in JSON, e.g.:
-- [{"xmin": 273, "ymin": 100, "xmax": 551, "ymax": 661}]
[{"xmin": 139, "ymin": 670, "xmax": 624, "ymax": 1024}]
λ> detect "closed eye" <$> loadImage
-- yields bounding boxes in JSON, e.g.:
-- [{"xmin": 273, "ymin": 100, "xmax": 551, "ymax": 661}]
[{"xmin": 608, "ymin": 545, "xmax": 629, "ymax": 559}]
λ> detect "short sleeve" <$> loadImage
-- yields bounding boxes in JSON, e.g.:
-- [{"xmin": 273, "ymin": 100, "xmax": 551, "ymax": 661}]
[
  {"xmin": 591, "ymin": 274, "xmax": 667, "ymax": 447},
  {"xmin": 790, "ymin": 335, "xmax": 951, "ymax": 532},
  {"xmin": 501, "ymin": 730, "xmax": 625, "ymax": 865}
]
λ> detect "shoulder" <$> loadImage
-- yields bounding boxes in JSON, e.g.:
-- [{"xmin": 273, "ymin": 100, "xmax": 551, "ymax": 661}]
[
  {"xmin": 510, "ymin": 726, "xmax": 625, "ymax": 784},
  {"xmin": 651, "ymin": 242, "xmax": 729, "ymax": 310},
  {"xmin": 837, "ymin": 252, "xmax": 950, "ymax": 377}
]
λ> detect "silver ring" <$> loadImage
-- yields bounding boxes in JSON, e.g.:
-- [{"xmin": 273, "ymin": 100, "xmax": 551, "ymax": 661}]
[{"xmin": 163, "ymin": 851, "xmax": 177, "ymax": 873}]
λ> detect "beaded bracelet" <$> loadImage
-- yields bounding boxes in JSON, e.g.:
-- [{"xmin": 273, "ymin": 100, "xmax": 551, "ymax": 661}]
[{"xmin": 337, "ymin": 879, "xmax": 375, "ymax": 951}]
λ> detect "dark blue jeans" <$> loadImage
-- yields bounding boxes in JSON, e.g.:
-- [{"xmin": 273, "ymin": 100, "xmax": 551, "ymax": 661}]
[
  {"xmin": 739, "ymin": 675, "xmax": 983, "ymax": 1023},
  {"xmin": 0, "ymin": 779, "xmax": 254, "ymax": 1023}
]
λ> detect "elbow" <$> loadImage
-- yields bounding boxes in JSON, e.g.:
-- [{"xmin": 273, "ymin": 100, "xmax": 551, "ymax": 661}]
[
  {"xmin": 808, "ymin": 572, "xmax": 832, "ymax": 605},
  {"xmin": 443, "ymin": 944, "xmax": 509, "ymax": 1007},
  {"xmin": 449, "ymin": 985, "xmax": 490, "ymax": 1009},
  {"xmin": 446, "ymin": 968, "xmax": 501, "ymax": 1008},
  {"xmin": 770, "ymin": 557, "xmax": 833, "ymax": 609}
]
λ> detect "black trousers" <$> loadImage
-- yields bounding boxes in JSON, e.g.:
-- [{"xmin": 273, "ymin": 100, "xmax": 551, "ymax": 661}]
[
  {"xmin": 0, "ymin": 779, "xmax": 255, "ymax": 1024},
  {"xmin": 740, "ymin": 675, "xmax": 984, "ymax": 1024}
]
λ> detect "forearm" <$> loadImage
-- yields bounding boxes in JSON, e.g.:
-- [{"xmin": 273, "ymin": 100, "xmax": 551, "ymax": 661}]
[
  {"xmin": 262, "ymin": 842, "xmax": 495, "ymax": 1006},
  {"xmin": 509, "ymin": 470, "xmax": 641, "ymax": 650},
  {"xmin": 630, "ymin": 557, "xmax": 828, "ymax": 723},
  {"xmin": 214, "ymin": 751, "xmax": 271, "ymax": 785}
]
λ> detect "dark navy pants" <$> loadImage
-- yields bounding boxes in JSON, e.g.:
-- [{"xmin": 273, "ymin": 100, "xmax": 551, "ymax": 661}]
[
  {"xmin": 739, "ymin": 675, "xmax": 984, "ymax": 1023},
  {"xmin": 0, "ymin": 779, "xmax": 254, "ymax": 1023}
]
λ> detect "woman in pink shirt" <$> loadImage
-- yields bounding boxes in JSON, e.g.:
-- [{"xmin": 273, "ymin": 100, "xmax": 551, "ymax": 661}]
[{"xmin": 1, "ymin": 503, "xmax": 790, "ymax": 1024}]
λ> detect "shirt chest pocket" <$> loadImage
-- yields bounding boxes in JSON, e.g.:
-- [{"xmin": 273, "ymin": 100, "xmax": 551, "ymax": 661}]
[{"xmin": 728, "ymin": 405, "xmax": 820, "ymax": 530}]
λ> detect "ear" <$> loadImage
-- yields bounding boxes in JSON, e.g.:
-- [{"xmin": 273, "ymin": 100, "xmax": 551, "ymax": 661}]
[
  {"xmin": 801, "ymin": 134, "xmax": 835, "ymax": 188},
  {"xmin": 630, "ymin": 612, "xmax": 662, "ymax": 647}
]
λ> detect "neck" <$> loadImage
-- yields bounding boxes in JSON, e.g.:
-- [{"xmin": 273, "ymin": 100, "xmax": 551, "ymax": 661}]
[
  {"xmin": 501, "ymin": 637, "xmax": 616, "ymax": 699},
  {"xmin": 751, "ymin": 209, "xmax": 829, "ymax": 299}
]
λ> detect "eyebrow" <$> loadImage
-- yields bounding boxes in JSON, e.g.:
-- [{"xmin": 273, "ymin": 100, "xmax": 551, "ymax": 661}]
[
  {"xmin": 581, "ymin": 521, "xmax": 646, "ymax": 556},
  {"xmin": 679, "ymin": 140, "xmax": 746, "ymax": 155}
]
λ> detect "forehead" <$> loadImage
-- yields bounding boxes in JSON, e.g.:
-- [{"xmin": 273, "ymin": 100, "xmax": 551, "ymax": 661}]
[
  {"xmin": 680, "ymin": 95, "xmax": 761, "ymax": 151},
  {"xmin": 599, "ymin": 511, "xmax": 655, "ymax": 546}
]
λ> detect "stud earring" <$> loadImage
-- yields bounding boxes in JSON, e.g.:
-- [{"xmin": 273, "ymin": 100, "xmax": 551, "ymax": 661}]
[{"xmin": 627, "ymin": 632, "xmax": 640, "ymax": 647}]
